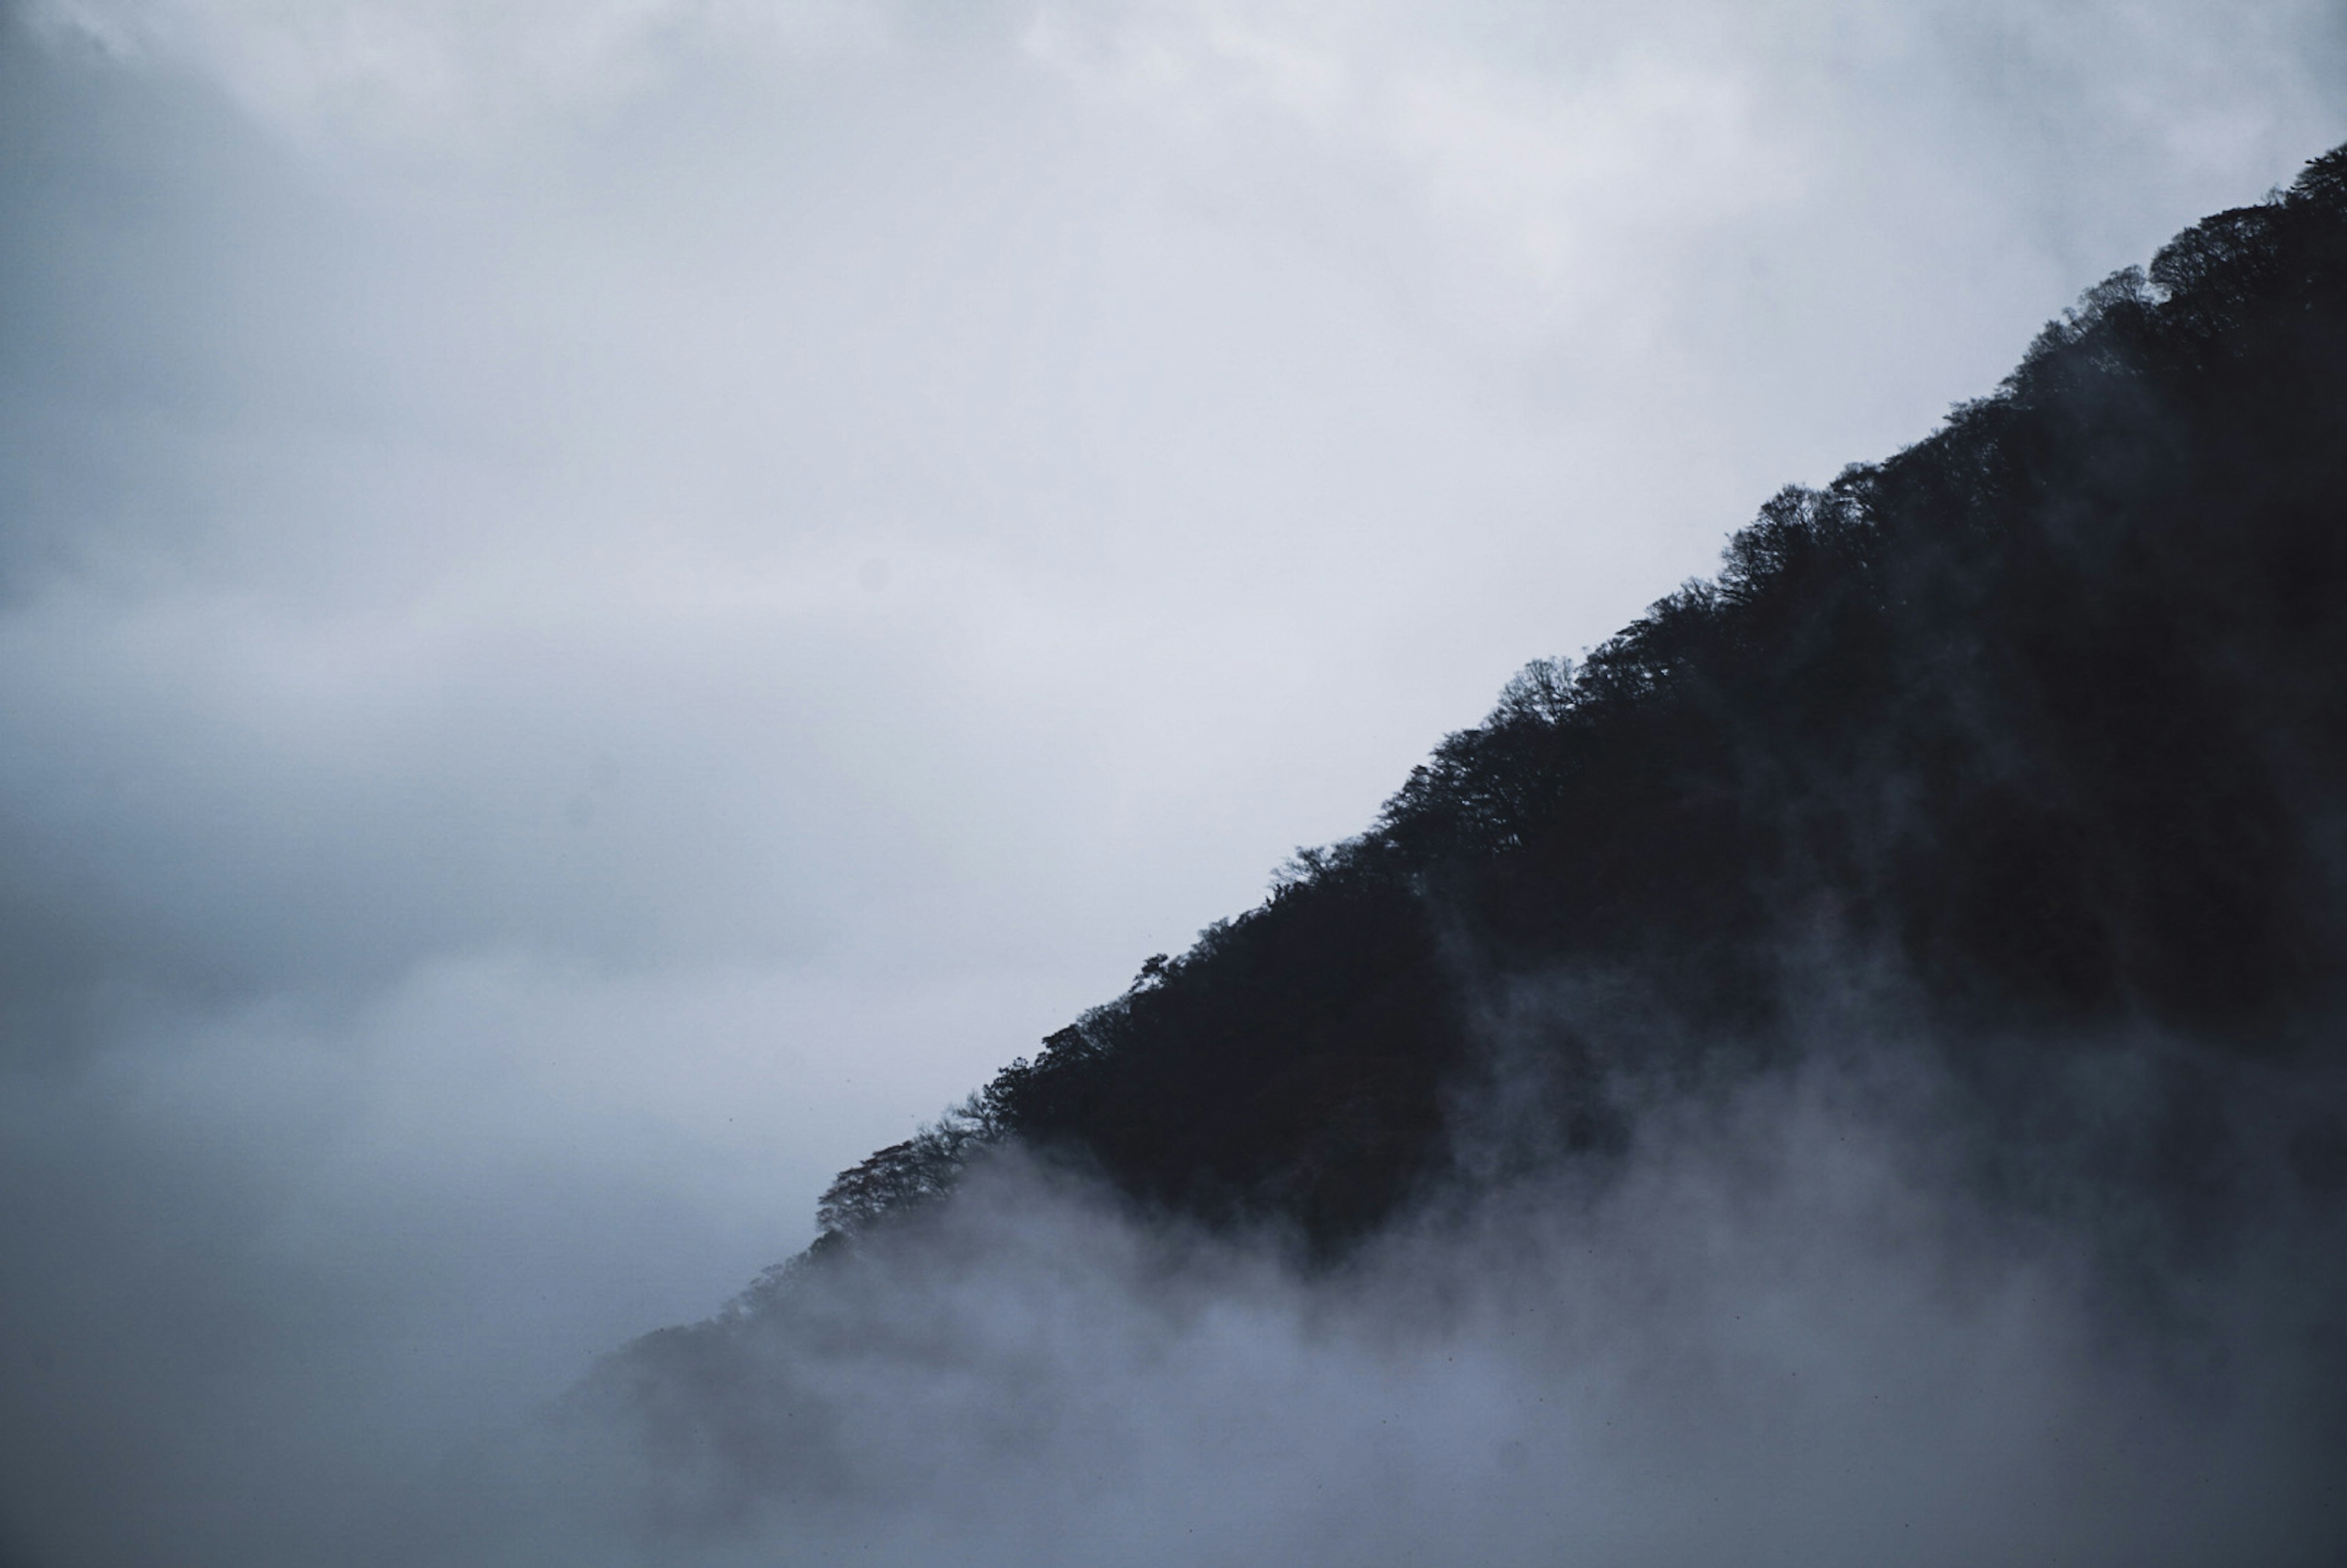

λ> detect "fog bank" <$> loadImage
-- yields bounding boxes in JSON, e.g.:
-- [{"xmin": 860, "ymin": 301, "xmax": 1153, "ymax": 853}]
[
  {"xmin": 4, "ymin": 2, "xmax": 2345, "ymax": 1563},
  {"xmin": 556, "ymin": 1044, "xmax": 2347, "ymax": 1567}
]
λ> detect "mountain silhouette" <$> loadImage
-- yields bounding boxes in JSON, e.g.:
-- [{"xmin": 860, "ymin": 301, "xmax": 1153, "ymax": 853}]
[{"xmin": 796, "ymin": 145, "xmax": 2347, "ymax": 1260}]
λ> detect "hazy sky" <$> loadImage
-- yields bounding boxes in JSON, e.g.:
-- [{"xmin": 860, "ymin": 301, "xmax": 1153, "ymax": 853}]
[{"xmin": 3, "ymin": 0, "xmax": 2345, "ymax": 1559}]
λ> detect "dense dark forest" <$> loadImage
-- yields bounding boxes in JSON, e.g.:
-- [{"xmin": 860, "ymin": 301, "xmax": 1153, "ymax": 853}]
[{"xmin": 806, "ymin": 146, "xmax": 2347, "ymax": 1261}]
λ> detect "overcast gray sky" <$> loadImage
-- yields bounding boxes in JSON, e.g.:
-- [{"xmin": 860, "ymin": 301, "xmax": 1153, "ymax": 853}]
[{"xmin": 2, "ymin": 0, "xmax": 2344, "ymax": 1559}]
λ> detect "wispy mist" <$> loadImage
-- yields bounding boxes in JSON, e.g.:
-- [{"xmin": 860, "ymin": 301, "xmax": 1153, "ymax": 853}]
[
  {"xmin": 3, "ymin": 2, "xmax": 2344, "ymax": 1563},
  {"xmin": 523, "ymin": 1042, "xmax": 2347, "ymax": 1566}
]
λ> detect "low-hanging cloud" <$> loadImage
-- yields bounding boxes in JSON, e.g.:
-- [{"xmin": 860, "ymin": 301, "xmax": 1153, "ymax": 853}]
[
  {"xmin": 14, "ymin": 1008, "xmax": 2343, "ymax": 1565},
  {"xmin": 3, "ymin": 1, "xmax": 2346, "ymax": 1563},
  {"xmin": 543, "ymin": 1030, "xmax": 2347, "ymax": 1568}
]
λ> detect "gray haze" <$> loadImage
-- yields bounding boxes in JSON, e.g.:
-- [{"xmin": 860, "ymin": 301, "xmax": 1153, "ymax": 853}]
[
  {"xmin": 554, "ymin": 1053, "xmax": 2343, "ymax": 1568},
  {"xmin": 2, "ymin": 1, "xmax": 2345, "ymax": 1563}
]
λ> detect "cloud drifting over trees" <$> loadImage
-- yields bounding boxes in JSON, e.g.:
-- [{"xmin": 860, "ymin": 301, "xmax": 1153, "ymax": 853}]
[{"xmin": 2, "ymin": 2, "xmax": 2344, "ymax": 1563}]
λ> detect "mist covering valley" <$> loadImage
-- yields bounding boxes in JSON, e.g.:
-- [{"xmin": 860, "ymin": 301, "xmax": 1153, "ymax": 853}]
[{"xmin": 6, "ymin": 3, "xmax": 2347, "ymax": 1565}]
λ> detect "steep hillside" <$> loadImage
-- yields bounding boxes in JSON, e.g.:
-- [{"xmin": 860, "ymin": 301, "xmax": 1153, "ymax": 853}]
[{"xmin": 811, "ymin": 147, "xmax": 2347, "ymax": 1256}]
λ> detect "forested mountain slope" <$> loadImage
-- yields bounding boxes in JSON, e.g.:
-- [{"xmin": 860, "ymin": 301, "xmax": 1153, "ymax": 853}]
[{"xmin": 810, "ymin": 146, "xmax": 2347, "ymax": 1256}]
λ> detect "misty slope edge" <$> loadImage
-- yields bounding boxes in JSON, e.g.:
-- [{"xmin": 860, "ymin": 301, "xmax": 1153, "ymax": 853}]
[{"xmin": 791, "ymin": 141, "xmax": 2347, "ymax": 1262}]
